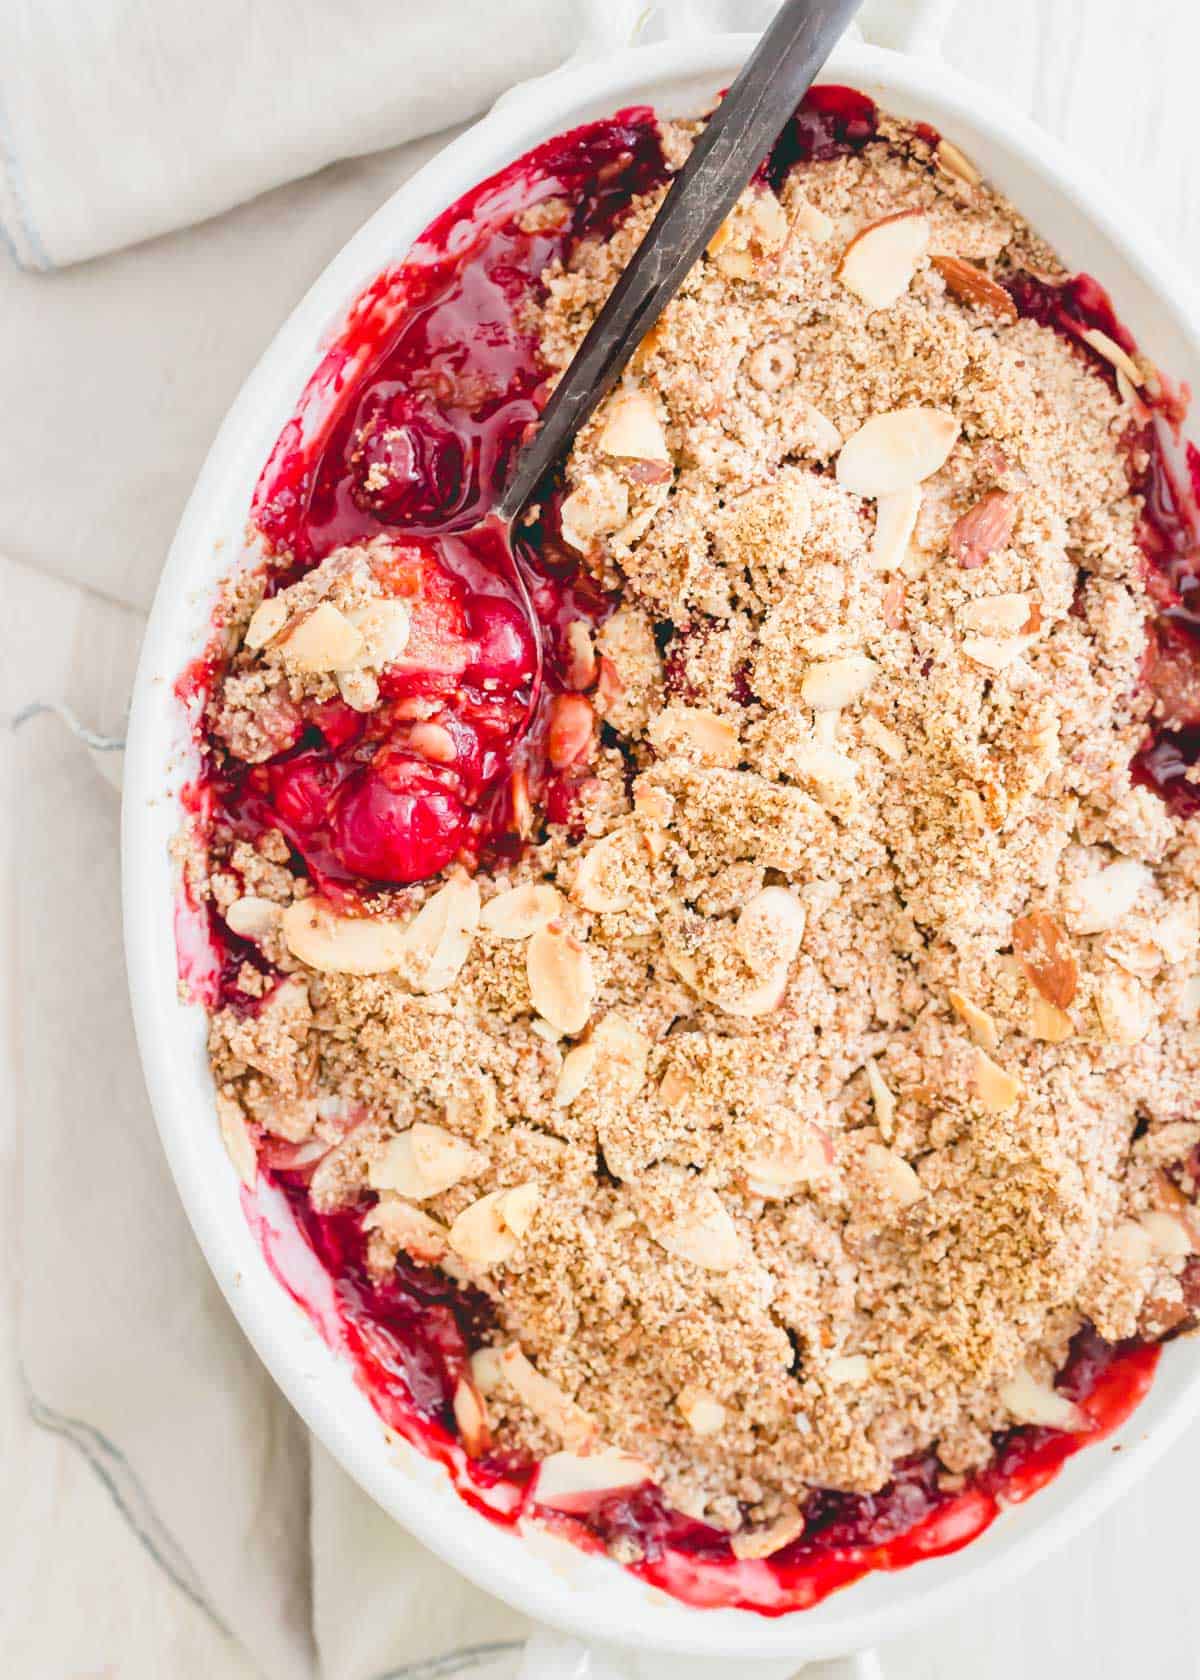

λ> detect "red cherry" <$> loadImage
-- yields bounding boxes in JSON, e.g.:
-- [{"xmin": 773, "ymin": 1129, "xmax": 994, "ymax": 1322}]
[
  {"xmin": 331, "ymin": 761, "xmax": 466, "ymax": 883},
  {"xmin": 310, "ymin": 698, "xmax": 367, "ymax": 750},
  {"xmin": 464, "ymin": 594, "xmax": 536, "ymax": 687},
  {"xmin": 268, "ymin": 752, "xmax": 342, "ymax": 831}
]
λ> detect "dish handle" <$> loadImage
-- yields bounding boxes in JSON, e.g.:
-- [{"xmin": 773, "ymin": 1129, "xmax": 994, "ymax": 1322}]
[{"xmin": 515, "ymin": 1629, "xmax": 885, "ymax": 1680}]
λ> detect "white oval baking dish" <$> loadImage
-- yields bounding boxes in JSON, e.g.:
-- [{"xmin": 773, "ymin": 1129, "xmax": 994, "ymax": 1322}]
[{"xmin": 122, "ymin": 16, "xmax": 1200, "ymax": 1674}]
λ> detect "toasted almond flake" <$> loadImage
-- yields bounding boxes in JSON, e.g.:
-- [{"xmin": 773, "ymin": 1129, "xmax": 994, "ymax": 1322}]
[
  {"xmin": 792, "ymin": 195, "xmax": 834, "ymax": 241},
  {"xmin": 960, "ymin": 593, "xmax": 1033, "ymax": 635},
  {"xmin": 948, "ymin": 988, "xmax": 999, "ymax": 1051},
  {"xmin": 802, "ymin": 402, "xmax": 843, "ymax": 457},
  {"xmin": 657, "ymin": 1064, "xmax": 696, "ymax": 1110},
  {"xmin": 801, "ymin": 654, "xmax": 878, "ymax": 711},
  {"xmin": 961, "ymin": 632, "xmax": 1036, "ymax": 671},
  {"xmin": 535, "ymin": 1447, "xmax": 651, "ymax": 1510},
  {"xmin": 785, "ymin": 741, "xmax": 861, "ymax": 798},
  {"xmin": 973, "ymin": 1048, "xmax": 1022, "ymax": 1112},
  {"xmin": 510, "ymin": 766, "xmax": 533, "ymax": 840},
  {"xmin": 860, "ymin": 714, "xmax": 906, "ymax": 761},
  {"xmin": 216, "ymin": 1093, "xmax": 257, "ymax": 1188},
  {"xmin": 634, "ymin": 778, "xmax": 675, "ymax": 824},
  {"xmin": 559, "ymin": 471, "xmax": 630, "ymax": 554},
  {"xmin": 648, "ymin": 704, "xmax": 740, "ymax": 766},
  {"xmin": 861, "ymin": 1141, "xmax": 924, "ymax": 1209},
  {"xmin": 827, "ymin": 1353, "xmax": 872, "ymax": 1387},
  {"xmin": 736, "ymin": 886, "xmax": 807, "ymax": 968},
  {"xmin": 1079, "ymin": 327, "xmax": 1145, "ymax": 387},
  {"xmin": 363, "ymin": 1196, "xmax": 448, "ymax": 1264},
  {"xmin": 554, "ymin": 1039, "xmax": 598, "ymax": 1107},
  {"xmin": 480, "ymin": 882, "xmax": 564, "ymax": 938},
  {"xmin": 564, "ymin": 619, "xmax": 597, "ymax": 689},
  {"xmin": 1095, "ymin": 969, "xmax": 1152, "ymax": 1046},
  {"xmin": 448, "ymin": 1184, "xmax": 542, "ymax": 1270},
  {"xmin": 1153, "ymin": 904, "xmax": 1199, "ymax": 965},
  {"xmin": 677, "ymin": 1386, "xmax": 726, "ymax": 1436},
  {"xmin": 245, "ymin": 594, "xmax": 290, "ymax": 650},
  {"xmin": 279, "ymin": 602, "xmax": 366, "ymax": 673},
  {"xmin": 717, "ymin": 963, "xmax": 790, "ymax": 1019},
  {"xmin": 948, "ymin": 490, "xmax": 1018, "ymax": 569},
  {"xmin": 368, "ymin": 1122, "xmax": 486, "ymax": 1199},
  {"xmin": 1108, "ymin": 1219, "xmax": 1154, "ymax": 1268},
  {"xmin": 546, "ymin": 692, "xmax": 595, "ymax": 769},
  {"xmin": 590, "ymin": 1011, "xmax": 651, "ymax": 1094},
  {"xmin": 1064, "ymin": 859, "xmax": 1151, "ymax": 936},
  {"xmin": 869, "ymin": 486, "xmax": 922, "ymax": 571},
  {"xmin": 337, "ymin": 667, "xmax": 380, "ymax": 712},
  {"xmin": 499, "ymin": 1345, "xmax": 594, "ymax": 1449},
  {"xmin": 838, "ymin": 210, "xmax": 929, "ymax": 310},
  {"xmin": 405, "ymin": 873, "xmax": 480, "ymax": 993},
  {"xmin": 651, "ymin": 1190, "xmax": 742, "ymax": 1272},
  {"xmin": 570, "ymin": 827, "xmax": 641, "ymax": 913},
  {"xmin": 731, "ymin": 1508, "xmax": 806, "ymax": 1561},
  {"xmin": 224, "ymin": 895, "xmax": 283, "ymax": 941},
  {"xmin": 596, "ymin": 388, "xmax": 670, "ymax": 463},
  {"xmin": 349, "ymin": 597, "xmax": 412, "ymax": 666},
  {"xmin": 836, "ymin": 408, "xmax": 959, "ymax": 497},
  {"xmin": 1141, "ymin": 1210, "xmax": 1195, "ymax": 1258},
  {"xmin": 745, "ymin": 1127, "xmax": 833, "ymax": 1198},
  {"xmin": 408, "ymin": 720, "xmax": 456, "ymax": 764},
  {"xmin": 527, "ymin": 924, "xmax": 595, "ymax": 1035},
  {"xmin": 1012, "ymin": 910, "xmax": 1079, "ymax": 1007},
  {"xmin": 469, "ymin": 1347, "xmax": 505, "ymax": 1393},
  {"xmin": 934, "ymin": 138, "xmax": 982, "ymax": 186},
  {"xmin": 1030, "ymin": 993, "xmax": 1074, "ymax": 1043},
  {"xmin": 281, "ymin": 897, "xmax": 409, "ymax": 974},
  {"xmin": 865, "ymin": 1059, "xmax": 897, "ymax": 1141},
  {"xmin": 931, "ymin": 254, "xmax": 1017, "ymax": 320},
  {"xmin": 452, "ymin": 1376, "xmax": 491, "ymax": 1456},
  {"xmin": 999, "ymin": 1367, "xmax": 1089, "ymax": 1431}
]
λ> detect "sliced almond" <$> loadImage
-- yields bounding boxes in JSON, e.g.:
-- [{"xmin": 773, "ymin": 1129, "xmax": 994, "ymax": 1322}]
[
  {"xmin": 570, "ymin": 828, "xmax": 643, "ymax": 914},
  {"xmin": 1107, "ymin": 1219, "xmax": 1154, "ymax": 1268},
  {"xmin": 973, "ymin": 1048, "xmax": 1022, "ymax": 1112},
  {"xmin": 962, "ymin": 633, "xmax": 1036, "ymax": 671},
  {"xmin": 784, "ymin": 741, "xmax": 861, "ymax": 798},
  {"xmin": 281, "ymin": 897, "xmax": 409, "ymax": 975},
  {"xmin": 479, "ymin": 882, "xmax": 564, "ymax": 939},
  {"xmin": 999, "ymin": 1367, "xmax": 1089, "ymax": 1432},
  {"xmin": 337, "ymin": 668, "xmax": 380, "ymax": 712},
  {"xmin": 535, "ymin": 1446, "xmax": 651, "ymax": 1511},
  {"xmin": 1012, "ymin": 911, "xmax": 1079, "ymax": 1008},
  {"xmin": 677, "ymin": 1385, "xmax": 727, "ymax": 1436},
  {"xmin": 746, "ymin": 1127, "xmax": 833, "ymax": 1198},
  {"xmin": 554, "ymin": 1038, "xmax": 599, "ymax": 1108},
  {"xmin": 1030, "ymin": 994, "xmax": 1074, "ymax": 1043},
  {"xmin": 736, "ymin": 886, "xmax": 807, "ymax": 971},
  {"xmin": 1095, "ymin": 970, "xmax": 1152, "ymax": 1046},
  {"xmin": 447, "ymin": 1184, "xmax": 542, "ymax": 1270},
  {"xmin": 405, "ymin": 873, "xmax": 481, "ymax": 993},
  {"xmin": 948, "ymin": 988, "xmax": 999, "ymax": 1052},
  {"xmin": 827, "ymin": 1353, "xmax": 872, "ymax": 1387},
  {"xmin": 1079, "ymin": 327, "xmax": 1144, "ymax": 388},
  {"xmin": 596, "ymin": 388, "xmax": 671, "ymax": 464},
  {"xmin": 526, "ymin": 924, "xmax": 595, "ymax": 1035},
  {"xmin": 648, "ymin": 704, "xmax": 740, "ymax": 767},
  {"xmin": 368, "ymin": 1122, "xmax": 486, "ymax": 1199},
  {"xmin": 225, "ymin": 895, "xmax": 283, "ymax": 941},
  {"xmin": 731, "ymin": 1508, "xmax": 806, "ymax": 1561},
  {"xmin": 960, "ymin": 593, "xmax": 1033, "ymax": 635},
  {"xmin": 1064, "ymin": 859, "xmax": 1151, "ymax": 936},
  {"xmin": 861, "ymin": 1141, "xmax": 924, "ymax": 1209},
  {"xmin": 931, "ymin": 255, "xmax": 1017, "ymax": 320},
  {"xmin": 349, "ymin": 597, "xmax": 412, "ymax": 666},
  {"xmin": 590, "ymin": 1012, "xmax": 651, "ymax": 1096},
  {"xmin": 717, "ymin": 964, "xmax": 791, "ymax": 1019},
  {"xmin": 452, "ymin": 1376, "xmax": 491, "ymax": 1456},
  {"xmin": 801, "ymin": 654, "xmax": 878, "ymax": 711},
  {"xmin": 564, "ymin": 619, "xmax": 597, "ymax": 689},
  {"xmin": 245, "ymin": 593, "xmax": 290, "ymax": 650},
  {"xmin": 559, "ymin": 471, "xmax": 630, "ymax": 554},
  {"xmin": 215, "ymin": 1092, "xmax": 257, "ymax": 1188},
  {"xmin": 836, "ymin": 408, "xmax": 959, "ymax": 498},
  {"xmin": 865, "ymin": 1059, "xmax": 897, "ymax": 1140},
  {"xmin": 546, "ymin": 693, "xmax": 595, "ymax": 769},
  {"xmin": 279, "ymin": 602, "xmax": 365, "ymax": 673},
  {"xmin": 948, "ymin": 490, "xmax": 1017, "ymax": 569},
  {"xmin": 1140, "ymin": 1209, "xmax": 1195, "ymax": 1259},
  {"xmin": 498, "ymin": 1345, "xmax": 594, "ymax": 1449},
  {"xmin": 861, "ymin": 714, "xmax": 906, "ymax": 762},
  {"xmin": 934, "ymin": 138, "xmax": 982, "ymax": 187},
  {"xmin": 837, "ymin": 210, "xmax": 929, "ymax": 310},
  {"xmin": 869, "ymin": 486, "xmax": 923, "ymax": 571},
  {"xmin": 651, "ymin": 1190, "xmax": 742, "ymax": 1272},
  {"xmin": 792, "ymin": 195, "xmax": 834, "ymax": 242},
  {"xmin": 363, "ymin": 1195, "xmax": 448, "ymax": 1264}
]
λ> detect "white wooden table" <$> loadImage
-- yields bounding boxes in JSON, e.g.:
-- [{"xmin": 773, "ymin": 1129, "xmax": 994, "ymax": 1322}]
[{"xmin": 2, "ymin": 2, "xmax": 1198, "ymax": 1674}]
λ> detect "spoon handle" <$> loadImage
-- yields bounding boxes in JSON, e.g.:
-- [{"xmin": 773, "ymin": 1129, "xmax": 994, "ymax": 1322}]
[{"xmin": 497, "ymin": 0, "xmax": 864, "ymax": 523}]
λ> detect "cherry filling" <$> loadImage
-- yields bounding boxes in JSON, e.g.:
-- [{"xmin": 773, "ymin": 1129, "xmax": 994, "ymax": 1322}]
[{"xmin": 186, "ymin": 88, "xmax": 1197, "ymax": 1612}]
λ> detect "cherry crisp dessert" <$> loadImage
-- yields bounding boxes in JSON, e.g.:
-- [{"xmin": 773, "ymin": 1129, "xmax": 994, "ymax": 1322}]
[{"xmin": 178, "ymin": 90, "xmax": 1200, "ymax": 1611}]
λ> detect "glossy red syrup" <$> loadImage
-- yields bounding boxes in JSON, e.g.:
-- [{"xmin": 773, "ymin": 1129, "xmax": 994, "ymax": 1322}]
[{"xmin": 187, "ymin": 87, "xmax": 1192, "ymax": 1611}]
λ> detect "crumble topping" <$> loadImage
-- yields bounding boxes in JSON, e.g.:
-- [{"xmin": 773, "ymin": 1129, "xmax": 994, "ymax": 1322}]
[{"xmin": 201, "ymin": 113, "xmax": 1200, "ymax": 1540}]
